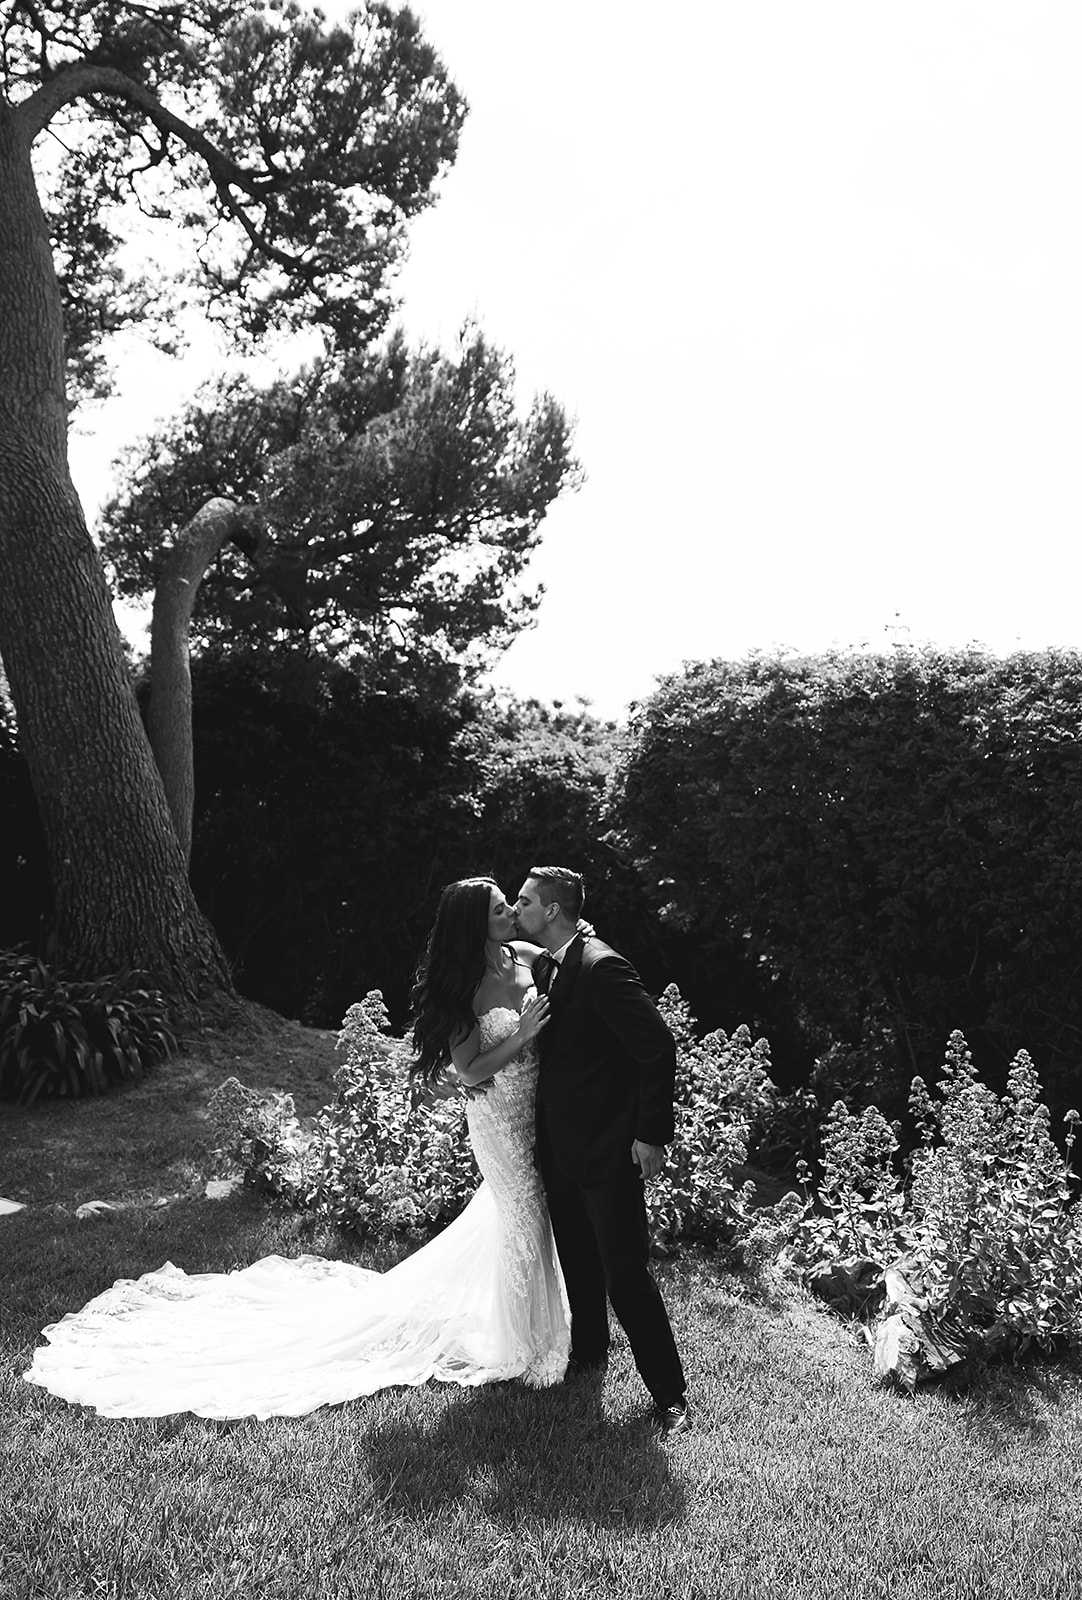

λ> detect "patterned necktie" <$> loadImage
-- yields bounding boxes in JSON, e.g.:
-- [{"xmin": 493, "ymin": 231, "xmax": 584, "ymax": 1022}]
[{"xmin": 534, "ymin": 953, "xmax": 558, "ymax": 995}]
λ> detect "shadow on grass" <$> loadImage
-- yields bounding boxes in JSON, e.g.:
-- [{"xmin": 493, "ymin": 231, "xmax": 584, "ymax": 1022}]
[
  {"xmin": 946, "ymin": 1350, "xmax": 1082, "ymax": 1452},
  {"xmin": 360, "ymin": 1372, "xmax": 688, "ymax": 1530}
]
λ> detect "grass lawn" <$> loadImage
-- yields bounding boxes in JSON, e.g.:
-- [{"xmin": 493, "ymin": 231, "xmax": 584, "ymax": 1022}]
[{"xmin": 3, "ymin": 1012, "xmax": 1082, "ymax": 1600}]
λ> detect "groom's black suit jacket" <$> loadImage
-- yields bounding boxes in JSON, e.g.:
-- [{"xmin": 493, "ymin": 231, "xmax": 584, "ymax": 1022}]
[{"xmin": 535, "ymin": 934, "xmax": 676, "ymax": 1186}]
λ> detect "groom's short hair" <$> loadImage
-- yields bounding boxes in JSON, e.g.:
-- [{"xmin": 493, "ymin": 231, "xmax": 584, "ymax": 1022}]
[{"xmin": 528, "ymin": 866, "xmax": 584, "ymax": 923}]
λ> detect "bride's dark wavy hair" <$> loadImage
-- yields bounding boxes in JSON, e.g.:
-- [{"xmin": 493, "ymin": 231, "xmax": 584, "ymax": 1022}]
[{"xmin": 411, "ymin": 876, "xmax": 501, "ymax": 1087}]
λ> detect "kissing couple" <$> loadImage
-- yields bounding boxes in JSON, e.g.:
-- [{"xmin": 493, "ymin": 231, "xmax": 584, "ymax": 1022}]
[{"xmin": 26, "ymin": 867, "xmax": 690, "ymax": 1439}]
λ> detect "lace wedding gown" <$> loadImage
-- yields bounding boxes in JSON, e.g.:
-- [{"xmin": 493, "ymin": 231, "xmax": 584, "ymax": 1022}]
[{"xmin": 23, "ymin": 1006, "xmax": 570, "ymax": 1419}]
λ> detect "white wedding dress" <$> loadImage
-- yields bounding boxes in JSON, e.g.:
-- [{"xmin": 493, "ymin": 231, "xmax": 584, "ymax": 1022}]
[{"xmin": 23, "ymin": 1007, "xmax": 570, "ymax": 1419}]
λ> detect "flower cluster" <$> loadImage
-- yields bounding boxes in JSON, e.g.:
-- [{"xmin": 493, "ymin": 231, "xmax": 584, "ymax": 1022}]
[
  {"xmin": 206, "ymin": 1076, "xmax": 312, "ymax": 1198},
  {"xmin": 771, "ymin": 1030, "xmax": 1082, "ymax": 1382},
  {"xmin": 647, "ymin": 988, "xmax": 777, "ymax": 1252},
  {"xmin": 212, "ymin": 991, "xmax": 477, "ymax": 1238},
  {"xmin": 215, "ymin": 984, "xmax": 773, "ymax": 1252},
  {"xmin": 903, "ymin": 1037, "xmax": 1082, "ymax": 1353}
]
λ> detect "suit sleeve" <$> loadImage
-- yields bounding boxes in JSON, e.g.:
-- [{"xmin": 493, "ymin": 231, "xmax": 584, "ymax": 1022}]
[{"xmin": 588, "ymin": 953, "xmax": 677, "ymax": 1147}]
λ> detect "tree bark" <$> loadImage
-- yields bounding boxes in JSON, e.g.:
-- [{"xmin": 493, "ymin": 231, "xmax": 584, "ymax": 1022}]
[
  {"xmin": 0, "ymin": 104, "xmax": 233, "ymax": 1001},
  {"xmin": 149, "ymin": 498, "xmax": 262, "ymax": 864}
]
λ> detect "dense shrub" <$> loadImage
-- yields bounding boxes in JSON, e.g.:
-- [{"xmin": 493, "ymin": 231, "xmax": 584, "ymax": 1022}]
[
  {"xmin": 616, "ymin": 647, "xmax": 1082, "ymax": 1111},
  {"xmin": 186, "ymin": 661, "xmax": 472, "ymax": 1029},
  {"xmin": 209, "ymin": 986, "xmax": 774, "ymax": 1251},
  {"xmin": 185, "ymin": 660, "xmax": 631, "ymax": 1028},
  {"xmin": 0, "ymin": 951, "xmax": 176, "ymax": 1102},
  {"xmin": 771, "ymin": 1031, "xmax": 1082, "ymax": 1384},
  {"xmin": 2, "ymin": 654, "xmax": 684, "ymax": 1037}
]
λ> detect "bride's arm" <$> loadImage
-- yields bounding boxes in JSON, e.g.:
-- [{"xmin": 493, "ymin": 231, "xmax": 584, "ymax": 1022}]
[
  {"xmin": 510, "ymin": 939, "xmax": 543, "ymax": 963},
  {"xmin": 450, "ymin": 994, "xmax": 550, "ymax": 1087}
]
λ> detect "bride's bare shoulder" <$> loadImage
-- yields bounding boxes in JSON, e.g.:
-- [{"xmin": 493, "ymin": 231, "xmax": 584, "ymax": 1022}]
[{"xmin": 511, "ymin": 940, "xmax": 544, "ymax": 962}]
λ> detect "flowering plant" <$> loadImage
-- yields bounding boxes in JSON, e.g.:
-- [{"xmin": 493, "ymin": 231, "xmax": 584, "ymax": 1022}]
[
  {"xmin": 212, "ymin": 983, "xmax": 773, "ymax": 1253},
  {"xmin": 646, "ymin": 987, "xmax": 776, "ymax": 1253},
  {"xmin": 210, "ymin": 991, "xmax": 477, "ymax": 1238},
  {"xmin": 769, "ymin": 1031, "xmax": 1082, "ymax": 1383}
]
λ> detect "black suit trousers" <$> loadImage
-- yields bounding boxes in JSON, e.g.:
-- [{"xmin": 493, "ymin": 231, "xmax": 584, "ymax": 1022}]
[{"xmin": 541, "ymin": 1162, "xmax": 686, "ymax": 1408}]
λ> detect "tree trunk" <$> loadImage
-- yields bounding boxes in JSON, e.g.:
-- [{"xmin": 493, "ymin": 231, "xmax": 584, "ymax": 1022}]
[
  {"xmin": 0, "ymin": 105, "xmax": 233, "ymax": 1002},
  {"xmin": 149, "ymin": 498, "xmax": 261, "ymax": 864}
]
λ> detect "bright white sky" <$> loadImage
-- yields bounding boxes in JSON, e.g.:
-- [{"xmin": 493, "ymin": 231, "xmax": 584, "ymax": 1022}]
[{"xmin": 69, "ymin": 0, "xmax": 1082, "ymax": 720}]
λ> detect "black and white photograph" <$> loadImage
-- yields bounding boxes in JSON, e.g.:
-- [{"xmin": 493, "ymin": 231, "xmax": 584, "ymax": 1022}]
[{"xmin": 3, "ymin": 3, "xmax": 1082, "ymax": 1596}]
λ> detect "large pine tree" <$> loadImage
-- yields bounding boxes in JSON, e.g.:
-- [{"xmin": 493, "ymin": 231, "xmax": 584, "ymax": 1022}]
[{"xmin": 0, "ymin": 0, "xmax": 463, "ymax": 999}]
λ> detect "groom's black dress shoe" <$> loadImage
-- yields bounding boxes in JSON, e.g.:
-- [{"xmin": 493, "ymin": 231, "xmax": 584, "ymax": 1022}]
[{"xmin": 653, "ymin": 1400, "xmax": 690, "ymax": 1439}]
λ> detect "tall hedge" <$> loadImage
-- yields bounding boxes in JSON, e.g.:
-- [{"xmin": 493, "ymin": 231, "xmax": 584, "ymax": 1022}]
[{"xmin": 615, "ymin": 648, "xmax": 1082, "ymax": 1112}]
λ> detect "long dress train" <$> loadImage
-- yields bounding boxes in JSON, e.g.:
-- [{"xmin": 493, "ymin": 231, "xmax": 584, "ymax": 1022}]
[{"xmin": 23, "ymin": 1006, "xmax": 569, "ymax": 1419}]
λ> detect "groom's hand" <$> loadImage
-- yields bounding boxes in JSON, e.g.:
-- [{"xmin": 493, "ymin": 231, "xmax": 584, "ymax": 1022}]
[{"xmin": 631, "ymin": 1140, "xmax": 665, "ymax": 1180}]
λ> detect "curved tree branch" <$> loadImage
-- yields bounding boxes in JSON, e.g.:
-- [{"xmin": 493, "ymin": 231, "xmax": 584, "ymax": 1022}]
[
  {"xmin": 20, "ymin": 62, "xmax": 323, "ymax": 281},
  {"xmin": 19, "ymin": 62, "xmax": 254, "ymax": 189}
]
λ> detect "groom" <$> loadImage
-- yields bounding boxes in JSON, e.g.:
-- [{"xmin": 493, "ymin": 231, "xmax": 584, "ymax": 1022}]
[{"xmin": 514, "ymin": 866, "xmax": 689, "ymax": 1438}]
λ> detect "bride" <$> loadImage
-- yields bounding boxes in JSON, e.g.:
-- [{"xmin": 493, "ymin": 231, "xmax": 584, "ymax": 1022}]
[{"xmin": 23, "ymin": 877, "xmax": 570, "ymax": 1418}]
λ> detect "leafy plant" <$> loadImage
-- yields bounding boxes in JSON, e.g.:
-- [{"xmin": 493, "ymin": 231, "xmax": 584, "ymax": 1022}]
[
  {"xmin": 772, "ymin": 1030, "xmax": 1082, "ymax": 1381},
  {"xmin": 647, "ymin": 986, "xmax": 777, "ymax": 1251},
  {"xmin": 212, "ymin": 985, "xmax": 774, "ymax": 1252},
  {"xmin": 0, "ymin": 950, "xmax": 176, "ymax": 1103},
  {"xmin": 210, "ymin": 991, "xmax": 478, "ymax": 1237}
]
